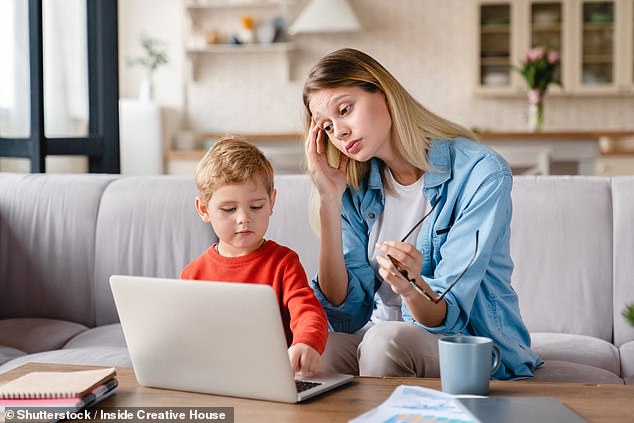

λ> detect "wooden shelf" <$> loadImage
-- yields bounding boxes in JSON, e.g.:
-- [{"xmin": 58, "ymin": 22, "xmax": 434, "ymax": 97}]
[
  {"xmin": 583, "ymin": 22, "xmax": 614, "ymax": 31},
  {"xmin": 480, "ymin": 24, "xmax": 511, "ymax": 33},
  {"xmin": 183, "ymin": 0, "xmax": 293, "ymax": 81},
  {"xmin": 582, "ymin": 54, "xmax": 614, "ymax": 64},
  {"xmin": 167, "ymin": 132, "xmax": 302, "ymax": 161},
  {"xmin": 185, "ymin": 42, "xmax": 295, "ymax": 81},
  {"xmin": 531, "ymin": 24, "xmax": 561, "ymax": 32},
  {"xmin": 480, "ymin": 57, "xmax": 511, "ymax": 65},
  {"xmin": 186, "ymin": 0, "xmax": 285, "ymax": 9},
  {"xmin": 201, "ymin": 132, "xmax": 301, "ymax": 141},
  {"xmin": 167, "ymin": 150, "xmax": 205, "ymax": 161},
  {"xmin": 186, "ymin": 42, "xmax": 294, "ymax": 54}
]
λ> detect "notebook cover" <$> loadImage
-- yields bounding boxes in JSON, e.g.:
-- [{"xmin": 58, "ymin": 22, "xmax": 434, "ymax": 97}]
[
  {"xmin": 0, "ymin": 378, "xmax": 118, "ymax": 407},
  {"xmin": 0, "ymin": 368, "xmax": 116, "ymax": 399}
]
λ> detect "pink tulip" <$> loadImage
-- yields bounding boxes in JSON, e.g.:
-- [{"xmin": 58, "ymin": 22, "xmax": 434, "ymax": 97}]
[
  {"xmin": 528, "ymin": 89, "xmax": 542, "ymax": 104},
  {"xmin": 547, "ymin": 50, "xmax": 560, "ymax": 64},
  {"xmin": 527, "ymin": 47, "xmax": 544, "ymax": 62}
]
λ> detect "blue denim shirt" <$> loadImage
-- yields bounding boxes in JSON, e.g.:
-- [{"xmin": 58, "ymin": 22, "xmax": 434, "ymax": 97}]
[{"xmin": 309, "ymin": 137, "xmax": 542, "ymax": 380}]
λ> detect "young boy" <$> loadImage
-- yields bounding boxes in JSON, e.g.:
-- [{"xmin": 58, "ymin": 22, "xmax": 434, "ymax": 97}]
[{"xmin": 181, "ymin": 136, "xmax": 327, "ymax": 377}]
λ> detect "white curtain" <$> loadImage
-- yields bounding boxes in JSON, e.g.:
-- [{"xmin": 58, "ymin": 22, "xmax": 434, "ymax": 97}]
[
  {"xmin": 0, "ymin": 0, "xmax": 89, "ymax": 172},
  {"xmin": 43, "ymin": 0, "xmax": 89, "ymax": 138},
  {"xmin": 0, "ymin": 0, "xmax": 29, "ymax": 138}
]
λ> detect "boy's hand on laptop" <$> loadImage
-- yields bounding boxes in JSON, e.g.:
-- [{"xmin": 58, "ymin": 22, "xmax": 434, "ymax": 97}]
[{"xmin": 288, "ymin": 343, "xmax": 321, "ymax": 377}]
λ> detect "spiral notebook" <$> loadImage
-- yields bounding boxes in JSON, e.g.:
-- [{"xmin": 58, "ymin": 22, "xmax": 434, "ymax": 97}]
[{"xmin": 0, "ymin": 367, "xmax": 116, "ymax": 399}]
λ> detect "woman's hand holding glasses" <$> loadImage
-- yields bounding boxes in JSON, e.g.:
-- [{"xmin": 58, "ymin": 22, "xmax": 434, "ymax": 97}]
[
  {"xmin": 375, "ymin": 241, "xmax": 435, "ymax": 301},
  {"xmin": 377, "ymin": 231, "xmax": 480, "ymax": 305},
  {"xmin": 375, "ymin": 239, "xmax": 448, "ymax": 327}
]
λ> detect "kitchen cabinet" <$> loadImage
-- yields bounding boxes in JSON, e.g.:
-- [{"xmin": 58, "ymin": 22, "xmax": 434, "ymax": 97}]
[
  {"xmin": 479, "ymin": 131, "xmax": 600, "ymax": 175},
  {"xmin": 183, "ymin": 0, "xmax": 294, "ymax": 80},
  {"xmin": 476, "ymin": 0, "xmax": 634, "ymax": 95},
  {"xmin": 476, "ymin": 0, "xmax": 519, "ymax": 94},
  {"xmin": 478, "ymin": 131, "xmax": 634, "ymax": 175}
]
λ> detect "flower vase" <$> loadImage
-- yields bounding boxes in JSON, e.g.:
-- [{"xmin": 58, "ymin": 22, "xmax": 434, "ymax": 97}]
[
  {"xmin": 528, "ymin": 100, "xmax": 544, "ymax": 132},
  {"xmin": 138, "ymin": 73, "xmax": 154, "ymax": 102}
]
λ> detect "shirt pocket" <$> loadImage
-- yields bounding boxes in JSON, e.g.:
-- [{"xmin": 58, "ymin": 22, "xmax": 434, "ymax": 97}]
[{"xmin": 432, "ymin": 225, "xmax": 452, "ymax": 264}]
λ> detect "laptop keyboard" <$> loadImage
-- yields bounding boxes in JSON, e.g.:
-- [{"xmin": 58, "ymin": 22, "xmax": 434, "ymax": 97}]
[{"xmin": 295, "ymin": 380, "xmax": 322, "ymax": 393}]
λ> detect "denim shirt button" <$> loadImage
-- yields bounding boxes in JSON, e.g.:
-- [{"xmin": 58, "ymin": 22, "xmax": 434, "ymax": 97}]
[{"xmin": 368, "ymin": 213, "xmax": 376, "ymax": 219}]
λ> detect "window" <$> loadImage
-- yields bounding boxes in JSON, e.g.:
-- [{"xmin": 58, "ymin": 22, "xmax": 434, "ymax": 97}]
[
  {"xmin": 0, "ymin": 0, "xmax": 119, "ymax": 173},
  {"xmin": 0, "ymin": 1, "xmax": 16, "ymax": 110}
]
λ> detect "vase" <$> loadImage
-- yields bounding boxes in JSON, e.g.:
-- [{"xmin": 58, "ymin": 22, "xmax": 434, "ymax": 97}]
[
  {"xmin": 138, "ymin": 73, "xmax": 154, "ymax": 102},
  {"xmin": 527, "ymin": 100, "xmax": 544, "ymax": 132}
]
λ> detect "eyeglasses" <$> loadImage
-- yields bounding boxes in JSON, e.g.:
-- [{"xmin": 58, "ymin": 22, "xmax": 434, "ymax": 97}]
[{"xmin": 385, "ymin": 200, "xmax": 479, "ymax": 303}]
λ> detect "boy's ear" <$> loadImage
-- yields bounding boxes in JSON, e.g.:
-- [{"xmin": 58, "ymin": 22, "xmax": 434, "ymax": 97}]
[
  {"xmin": 195, "ymin": 196, "xmax": 211, "ymax": 223},
  {"xmin": 269, "ymin": 188, "xmax": 277, "ymax": 215}
]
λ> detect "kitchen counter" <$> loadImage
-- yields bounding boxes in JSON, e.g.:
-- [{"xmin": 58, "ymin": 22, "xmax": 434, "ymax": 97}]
[
  {"xmin": 166, "ymin": 131, "xmax": 634, "ymax": 176},
  {"xmin": 476, "ymin": 131, "xmax": 634, "ymax": 175},
  {"xmin": 476, "ymin": 130, "xmax": 634, "ymax": 142}
]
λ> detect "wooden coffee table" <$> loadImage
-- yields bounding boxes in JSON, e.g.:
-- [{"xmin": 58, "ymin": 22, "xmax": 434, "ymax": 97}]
[{"xmin": 1, "ymin": 363, "xmax": 633, "ymax": 422}]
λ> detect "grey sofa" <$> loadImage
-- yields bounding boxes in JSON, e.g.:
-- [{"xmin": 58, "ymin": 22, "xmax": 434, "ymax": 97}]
[{"xmin": 0, "ymin": 173, "xmax": 633, "ymax": 384}]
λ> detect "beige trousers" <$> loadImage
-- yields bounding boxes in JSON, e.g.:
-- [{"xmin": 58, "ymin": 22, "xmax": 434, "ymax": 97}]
[{"xmin": 319, "ymin": 321, "xmax": 442, "ymax": 377}]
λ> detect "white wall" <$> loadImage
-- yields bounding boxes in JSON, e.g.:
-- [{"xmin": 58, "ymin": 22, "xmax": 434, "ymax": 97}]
[
  {"xmin": 118, "ymin": 0, "xmax": 634, "ymax": 145},
  {"xmin": 118, "ymin": 0, "xmax": 184, "ymax": 160}
]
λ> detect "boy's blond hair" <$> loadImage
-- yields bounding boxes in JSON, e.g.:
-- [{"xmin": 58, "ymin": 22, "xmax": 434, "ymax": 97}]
[{"xmin": 195, "ymin": 136, "xmax": 274, "ymax": 204}]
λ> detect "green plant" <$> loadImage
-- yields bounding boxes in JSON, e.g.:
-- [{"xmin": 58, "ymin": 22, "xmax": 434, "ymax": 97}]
[
  {"xmin": 624, "ymin": 303, "xmax": 634, "ymax": 327},
  {"xmin": 127, "ymin": 33, "xmax": 168, "ymax": 73}
]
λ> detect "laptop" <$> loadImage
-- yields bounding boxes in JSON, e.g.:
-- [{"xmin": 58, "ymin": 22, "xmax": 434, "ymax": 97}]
[
  {"xmin": 457, "ymin": 397, "xmax": 587, "ymax": 423},
  {"xmin": 109, "ymin": 275, "xmax": 353, "ymax": 403}
]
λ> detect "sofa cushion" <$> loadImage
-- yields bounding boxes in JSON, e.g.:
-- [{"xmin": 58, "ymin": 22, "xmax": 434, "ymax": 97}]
[
  {"xmin": 93, "ymin": 177, "xmax": 216, "ymax": 325},
  {"xmin": 0, "ymin": 346, "xmax": 25, "ymax": 366},
  {"xmin": 0, "ymin": 318, "xmax": 87, "ymax": 353},
  {"xmin": 0, "ymin": 347, "xmax": 132, "ymax": 375},
  {"xmin": 64, "ymin": 323, "xmax": 127, "ymax": 349},
  {"xmin": 620, "ymin": 340, "xmax": 634, "ymax": 381},
  {"xmin": 268, "ymin": 174, "xmax": 319, "ymax": 277},
  {"xmin": 612, "ymin": 177, "xmax": 634, "ymax": 347},
  {"xmin": 532, "ymin": 360, "xmax": 623, "ymax": 384},
  {"xmin": 0, "ymin": 173, "xmax": 116, "ymax": 326},
  {"xmin": 511, "ymin": 177, "xmax": 613, "ymax": 341},
  {"xmin": 531, "ymin": 332, "xmax": 620, "ymax": 376}
]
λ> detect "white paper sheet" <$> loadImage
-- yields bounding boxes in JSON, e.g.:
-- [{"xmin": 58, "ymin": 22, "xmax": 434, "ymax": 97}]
[{"xmin": 349, "ymin": 385, "xmax": 480, "ymax": 423}]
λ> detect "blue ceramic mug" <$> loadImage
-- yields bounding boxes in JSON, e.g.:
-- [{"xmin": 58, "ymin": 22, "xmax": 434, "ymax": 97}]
[{"xmin": 438, "ymin": 335, "xmax": 501, "ymax": 395}]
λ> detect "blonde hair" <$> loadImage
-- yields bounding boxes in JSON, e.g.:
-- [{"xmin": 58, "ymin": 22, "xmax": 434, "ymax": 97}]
[
  {"xmin": 195, "ymin": 136, "xmax": 274, "ymax": 204},
  {"xmin": 302, "ymin": 48, "xmax": 477, "ymax": 191}
]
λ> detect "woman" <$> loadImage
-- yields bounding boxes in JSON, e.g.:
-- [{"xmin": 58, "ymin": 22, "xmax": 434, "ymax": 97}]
[{"xmin": 303, "ymin": 48, "xmax": 542, "ymax": 380}]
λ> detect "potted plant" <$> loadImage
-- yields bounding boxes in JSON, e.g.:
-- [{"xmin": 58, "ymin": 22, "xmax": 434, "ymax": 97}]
[
  {"xmin": 127, "ymin": 33, "xmax": 168, "ymax": 101},
  {"xmin": 624, "ymin": 303, "xmax": 634, "ymax": 327}
]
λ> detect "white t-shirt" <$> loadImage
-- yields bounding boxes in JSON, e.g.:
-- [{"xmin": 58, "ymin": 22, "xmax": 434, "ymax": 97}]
[{"xmin": 367, "ymin": 168, "xmax": 429, "ymax": 323}]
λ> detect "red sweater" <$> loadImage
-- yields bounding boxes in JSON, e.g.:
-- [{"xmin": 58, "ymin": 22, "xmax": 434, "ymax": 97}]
[{"xmin": 180, "ymin": 240, "xmax": 327, "ymax": 354}]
